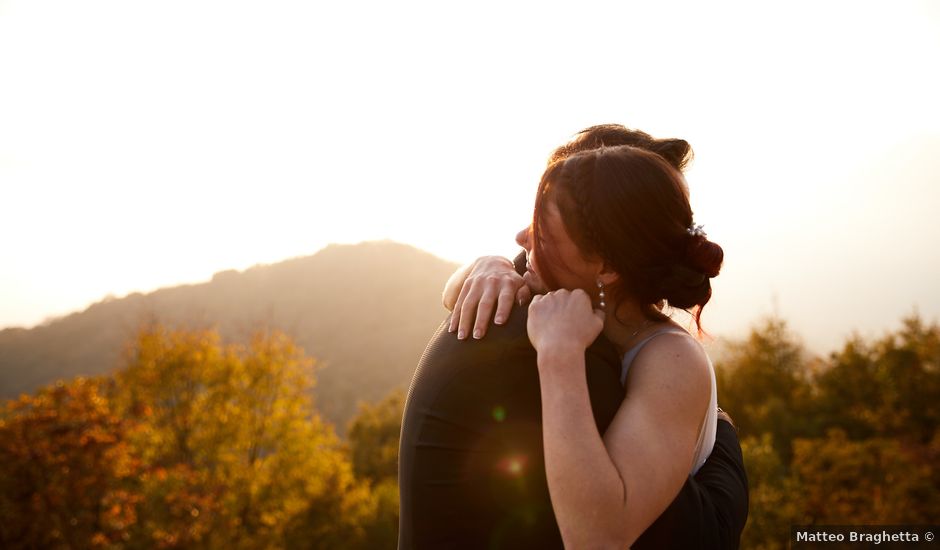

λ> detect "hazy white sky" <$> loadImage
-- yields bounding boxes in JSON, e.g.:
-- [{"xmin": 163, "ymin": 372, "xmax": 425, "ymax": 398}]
[{"xmin": 1, "ymin": 0, "xmax": 938, "ymax": 353}]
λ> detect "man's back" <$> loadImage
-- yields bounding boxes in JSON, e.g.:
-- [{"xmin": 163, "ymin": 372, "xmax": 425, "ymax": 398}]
[
  {"xmin": 398, "ymin": 307, "xmax": 623, "ymax": 549},
  {"xmin": 399, "ymin": 307, "xmax": 748, "ymax": 549}
]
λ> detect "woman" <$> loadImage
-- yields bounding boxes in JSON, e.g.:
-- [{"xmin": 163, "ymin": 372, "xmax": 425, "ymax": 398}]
[{"xmin": 445, "ymin": 125, "xmax": 724, "ymax": 548}]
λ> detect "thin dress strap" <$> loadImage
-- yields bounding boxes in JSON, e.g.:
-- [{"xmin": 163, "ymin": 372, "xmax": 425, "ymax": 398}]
[{"xmin": 619, "ymin": 325, "xmax": 690, "ymax": 386}]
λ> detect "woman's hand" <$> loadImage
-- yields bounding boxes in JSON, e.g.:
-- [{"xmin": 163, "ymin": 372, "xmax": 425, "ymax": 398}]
[
  {"xmin": 527, "ymin": 289, "xmax": 605, "ymax": 360},
  {"xmin": 445, "ymin": 256, "xmax": 532, "ymax": 340}
]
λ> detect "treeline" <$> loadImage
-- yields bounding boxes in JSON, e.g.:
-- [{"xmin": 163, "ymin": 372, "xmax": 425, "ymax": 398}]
[
  {"xmin": 2, "ymin": 315, "xmax": 938, "ymax": 549},
  {"xmin": 0, "ymin": 241, "xmax": 456, "ymax": 433},
  {"xmin": 0, "ymin": 326, "xmax": 404, "ymax": 549},
  {"xmin": 718, "ymin": 315, "xmax": 940, "ymax": 549}
]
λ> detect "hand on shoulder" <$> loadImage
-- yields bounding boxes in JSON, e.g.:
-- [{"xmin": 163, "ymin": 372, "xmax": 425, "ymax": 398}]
[
  {"xmin": 444, "ymin": 255, "xmax": 532, "ymax": 340},
  {"xmin": 527, "ymin": 289, "xmax": 605, "ymax": 364}
]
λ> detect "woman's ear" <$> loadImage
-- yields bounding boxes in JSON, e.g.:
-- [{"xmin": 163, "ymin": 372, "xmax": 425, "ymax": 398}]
[{"xmin": 597, "ymin": 263, "xmax": 619, "ymax": 287}]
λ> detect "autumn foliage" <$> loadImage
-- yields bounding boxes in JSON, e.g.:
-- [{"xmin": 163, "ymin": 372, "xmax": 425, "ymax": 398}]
[
  {"xmin": 717, "ymin": 314, "xmax": 940, "ymax": 549},
  {"xmin": 0, "ymin": 326, "xmax": 401, "ymax": 549},
  {"xmin": 2, "ymin": 314, "xmax": 938, "ymax": 549},
  {"xmin": 0, "ymin": 377, "xmax": 139, "ymax": 548}
]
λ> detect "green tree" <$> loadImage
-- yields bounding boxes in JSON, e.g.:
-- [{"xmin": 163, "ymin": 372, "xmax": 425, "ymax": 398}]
[
  {"xmin": 814, "ymin": 314, "xmax": 940, "ymax": 444},
  {"xmin": 731, "ymin": 313, "xmax": 940, "ymax": 547},
  {"xmin": 347, "ymin": 389, "xmax": 404, "ymax": 484},
  {"xmin": 346, "ymin": 389, "xmax": 405, "ymax": 547},
  {"xmin": 715, "ymin": 316, "xmax": 813, "ymax": 463},
  {"xmin": 812, "ymin": 337, "xmax": 881, "ymax": 440},
  {"xmin": 738, "ymin": 434, "xmax": 800, "ymax": 550},
  {"xmin": 875, "ymin": 314, "xmax": 940, "ymax": 443}
]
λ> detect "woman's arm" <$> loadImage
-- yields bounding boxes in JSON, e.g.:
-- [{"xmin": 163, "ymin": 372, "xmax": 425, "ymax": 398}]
[{"xmin": 529, "ymin": 290, "xmax": 711, "ymax": 548}]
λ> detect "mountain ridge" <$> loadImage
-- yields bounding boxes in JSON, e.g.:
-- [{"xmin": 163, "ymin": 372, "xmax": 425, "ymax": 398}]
[{"xmin": 0, "ymin": 241, "xmax": 459, "ymax": 432}]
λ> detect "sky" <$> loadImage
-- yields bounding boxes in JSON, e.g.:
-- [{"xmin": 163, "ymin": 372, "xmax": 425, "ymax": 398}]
[{"xmin": 1, "ymin": 0, "xmax": 938, "ymax": 354}]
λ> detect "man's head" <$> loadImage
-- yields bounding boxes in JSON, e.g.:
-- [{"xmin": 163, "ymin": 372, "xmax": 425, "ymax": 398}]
[{"xmin": 547, "ymin": 123, "xmax": 693, "ymax": 171}]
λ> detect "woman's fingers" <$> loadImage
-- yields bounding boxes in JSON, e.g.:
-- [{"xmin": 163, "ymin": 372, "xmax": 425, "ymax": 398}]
[
  {"xmin": 447, "ymin": 261, "xmax": 525, "ymax": 340},
  {"xmin": 468, "ymin": 274, "xmax": 518, "ymax": 338},
  {"xmin": 449, "ymin": 278, "xmax": 473, "ymax": 333},
  {"xmin": 454, "ymin": 274, "xmax": 524, "ymax": 340},
  {"xmin": 471, "ymin": 279, "xmax": 500, "ymax": 339},
  {"xmin": 456, "ymin": 280, "xmax": 483, "ymax": 339},
  {"xmin": 526, "ymin": 289, "xmax": 604, "ymax": 354},
  {"xmin": 493, "ymin": 285, "xmax": 516, "ymax": 325},
  {"xmin": 470, "ymin": 274, "xmax": 515, "ymax": 338},
  {"xmin": 515, "ymin": 284, "xmax": 532, "ymax": 307}
]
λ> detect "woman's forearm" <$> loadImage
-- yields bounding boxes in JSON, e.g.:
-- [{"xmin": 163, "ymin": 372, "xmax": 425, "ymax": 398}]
[{"xmin": 538, "ymin": 350, "xmax": 630, "ymax": 548}]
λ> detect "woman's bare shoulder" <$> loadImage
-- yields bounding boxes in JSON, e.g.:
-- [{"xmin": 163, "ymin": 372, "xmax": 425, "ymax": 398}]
[{"xmin": 626, "ymin": 328, "xmax": 710, "ymax": 400}]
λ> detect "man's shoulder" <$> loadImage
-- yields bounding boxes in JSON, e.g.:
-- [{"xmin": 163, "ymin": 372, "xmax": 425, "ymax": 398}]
[
  {"xmin": 417, "ymin": 307, "xmax": 532, "ymax": 374},
  {"xmin": 409, "ymin": 305, "xmax": 622, "ymax": 409},
  {"xmin": 417, "ymin": 306, "xmax": 622, "ymax": 375}
]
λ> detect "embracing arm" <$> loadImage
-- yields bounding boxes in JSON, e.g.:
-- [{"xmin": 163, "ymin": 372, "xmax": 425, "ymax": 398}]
[
  {"xmin": 530, "ymin": 292, "xmax": 711, "ymax": 548},
  {"xmin": 537, "ymin": 352, "xmax": 629, "ymax": 547}
]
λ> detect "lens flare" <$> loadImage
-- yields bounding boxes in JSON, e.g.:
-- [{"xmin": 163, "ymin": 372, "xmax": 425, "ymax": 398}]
[{"xmin": 496, "ymin": 454, "xmax": 528, "ymax": 477}]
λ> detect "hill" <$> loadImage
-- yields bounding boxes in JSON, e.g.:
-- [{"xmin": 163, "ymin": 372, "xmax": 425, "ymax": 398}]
[{"xmin": 0, "ymin": 241, "xmax": 458, "ymax": 432}]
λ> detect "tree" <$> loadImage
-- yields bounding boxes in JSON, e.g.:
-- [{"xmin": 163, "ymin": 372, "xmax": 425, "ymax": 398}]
[
  {"xmin": 731, "ymin": 313, "xmax": 940, "ymax": 547},
  {"xmin": 0, "ymin": 377, "xmax": 141, "ymax": 549},
  {"xmin": 715, "ymin": 316, "xmax": 813, "ymax": 462},
  {"xmin": 347, "ymin": 388, "xmax": 404, "ymax": 484},
  {"xmin": 738, "ymin": 434, "xmax": 800, "ymax": 550},
  {"xmin": 346, "ymin": 388, "xmax": 405, "ymax": 546},
  {"xmin": 114, "ymin": 326, "xmax": 227, "ymax": 547},
  {"xmin": 812, "ymin": 337, "xmax": 881, "ymax": 440},
  {"xmin": 114, "ymin": 325, "xmax": 379, "ymax": 549},
  {"xmin": 790, "ymin": 429, "xmax": 937, "ymax": 524}
]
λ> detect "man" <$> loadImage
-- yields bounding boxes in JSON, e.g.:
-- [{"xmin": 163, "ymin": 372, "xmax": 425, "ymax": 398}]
[{"xmin": 398, "ymin": 126, "xmax": 749, "ymax": 549}]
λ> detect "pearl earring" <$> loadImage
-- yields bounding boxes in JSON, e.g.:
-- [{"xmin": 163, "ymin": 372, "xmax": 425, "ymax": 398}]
[{"xmin": 597, "ymin": 280, "xmax": 606, "ymax": 311}]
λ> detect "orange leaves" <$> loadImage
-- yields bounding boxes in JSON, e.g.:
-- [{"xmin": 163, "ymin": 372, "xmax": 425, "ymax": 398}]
[
  {"xmin": 0, "ymin": 376, "xmax": 140, "ymax": 548},
  {"xmin": 1, "ymin": 325, "xmax": 398, "ymax": 549}
]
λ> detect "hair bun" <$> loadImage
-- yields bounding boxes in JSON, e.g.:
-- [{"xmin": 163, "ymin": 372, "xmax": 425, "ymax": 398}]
[
  {"xmin": 685, "ymin": 235, "xmax": 723, "ymax": 278},
  {"xmin": 651, "ymin": 263, "xmax": 708, "ymax": 310},
  {"xmin": 647, "ymin": 235, "xmax": 723, "ymax": 310}
]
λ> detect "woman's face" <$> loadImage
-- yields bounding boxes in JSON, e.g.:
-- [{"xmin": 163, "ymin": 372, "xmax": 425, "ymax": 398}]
[{"xmin": 515, "ymin": 199, "xmax": 602, "ymax": 296}]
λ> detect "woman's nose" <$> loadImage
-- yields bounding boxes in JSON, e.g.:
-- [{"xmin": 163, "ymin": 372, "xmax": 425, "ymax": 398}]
[{"xmin": 515, "ymin": 226, "xmax": 530, "ymax": 249}]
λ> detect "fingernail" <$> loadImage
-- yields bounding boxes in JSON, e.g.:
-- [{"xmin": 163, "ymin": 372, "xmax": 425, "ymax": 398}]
[
  {"xmin": 495, "ymin": 316, "xmax": 505, "ymax": 325},
  {"xmin": 473, "ymin": 329, "xmax": 482, "ymax": 339},
  {"xmin": 457, "ymin": 330, "xmax": 466, "ymax": 340}
]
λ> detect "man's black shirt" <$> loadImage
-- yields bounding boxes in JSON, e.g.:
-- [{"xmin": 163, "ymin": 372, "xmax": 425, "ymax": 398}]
[{"xmin": 398, "ymin": 306, "xmax": 747, "ymax": 549}]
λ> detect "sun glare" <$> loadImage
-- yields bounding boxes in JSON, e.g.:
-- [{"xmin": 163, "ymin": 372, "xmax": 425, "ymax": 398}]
[{"xmin": 0, "ymin": 0, "xmax": 938, "ymax": 352}]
